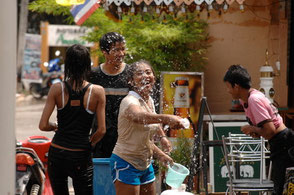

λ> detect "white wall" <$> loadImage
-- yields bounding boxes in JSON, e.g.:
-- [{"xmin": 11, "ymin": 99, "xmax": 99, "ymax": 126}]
[{"xmin": 0, "ymin": 0, "xmax": 17, "ymax": 194}]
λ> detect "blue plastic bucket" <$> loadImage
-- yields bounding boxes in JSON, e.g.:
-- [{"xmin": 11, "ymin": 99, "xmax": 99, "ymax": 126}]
[
  {"xmin": 92, "ymin": 158, "xmax": 116, "ymax": 195},
  {"xmin": 165, "ymin": 163, "xmax": 190, "ymax": 188}
]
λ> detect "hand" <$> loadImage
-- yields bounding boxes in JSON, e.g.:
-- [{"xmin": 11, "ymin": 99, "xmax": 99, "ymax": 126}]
[
  {"xmin": 89, "ymin": 136, "xmax": 97, "ymax": 148},
  {"xmin": 160, "ymin": 137, "xmax": 172, "ymax": 154},
  {"xmin": 250, "ymin": 133, "xmax": 260, "ymax": 138},
  {"xmin": 89, "ymin": 141, "xmax": 96, "ymax": 152},
  {"xmin": 166, "ymin": 115, "xmax": 185, "ymax": 129},
  {"xmin": 91, "ymin": 142, "xmax": 96, "ymax": 148},
  {"xmin": 51, "ymin": 121, "xmax": 58, "ymax": 132},
  {"xmin": 159, "ymin": 153, "xmax": 173, "ymax": 168},
  {"xmin": 241, "ymin": 125, "xmax": 260, "ymax": 138},
  {"xmin": 90, "ymin": 142, "xmax": 96, "ymax": 152}
]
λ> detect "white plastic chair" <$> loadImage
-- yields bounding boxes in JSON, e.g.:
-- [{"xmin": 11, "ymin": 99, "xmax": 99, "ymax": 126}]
[{"xmin": 222, "ymin": 133, "xmax": 274, "ymax": 195}]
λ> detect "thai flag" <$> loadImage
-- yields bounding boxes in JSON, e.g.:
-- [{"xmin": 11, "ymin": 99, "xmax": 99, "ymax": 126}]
[{"xmin": 70, "ymin": 0, "xmax": 100, "ymax": 25}]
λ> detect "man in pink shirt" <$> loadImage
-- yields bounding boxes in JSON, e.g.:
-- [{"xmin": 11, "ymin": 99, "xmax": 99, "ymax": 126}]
[{"xmin": 223, "ymin": 65, "xmax": 294, "ymax": 194}]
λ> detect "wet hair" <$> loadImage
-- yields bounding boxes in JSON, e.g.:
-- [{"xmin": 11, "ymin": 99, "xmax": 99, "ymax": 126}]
[
  {"xmin": 223, "ymin": 64, "xmax": 251, "ymax": 89},
  {"xmin": 64, "ymin": 44, "xmax": 91, "ymax": 91},
  {"xmin": 127, "ymin": 60, "xmax": 155, "ymax": 90},
  {"xmin": 99, "ymin": 32, "xmax": 126, "ymax": 53}
]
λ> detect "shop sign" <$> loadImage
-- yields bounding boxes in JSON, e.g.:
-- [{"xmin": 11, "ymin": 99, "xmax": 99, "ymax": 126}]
[
  {"xmin": 48, "ymin": 24, "xmax": 93, "ymax": 47},
  {"xmin": 22, "ymin": 33, "xmax": 42, "ymax": 81},
  {"xmin": 21, "ymin": 33, "xmax": 42, "ymax": 91}
]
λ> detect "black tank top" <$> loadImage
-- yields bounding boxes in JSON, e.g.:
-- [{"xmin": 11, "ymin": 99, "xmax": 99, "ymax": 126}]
[{"xmin": 53, "ymin": 82, "xmax": 94, "ymax": 150}]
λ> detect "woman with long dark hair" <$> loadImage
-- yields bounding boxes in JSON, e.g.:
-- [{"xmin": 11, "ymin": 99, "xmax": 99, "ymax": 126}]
[
  {"xmin": 39, "ymin": 44, "xmax": 106, "ymax": 195},
  {"xmin": 110, "ymin": 60, "xmax": 185, "ymax": 195}
]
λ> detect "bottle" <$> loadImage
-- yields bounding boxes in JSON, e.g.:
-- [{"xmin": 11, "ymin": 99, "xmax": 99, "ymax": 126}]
[{"xmin": 169, "ymin": 77, "xmax": 194, "ymax": 138}]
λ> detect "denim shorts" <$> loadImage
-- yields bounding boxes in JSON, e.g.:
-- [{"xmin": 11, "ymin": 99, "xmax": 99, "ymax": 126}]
[{"xmin": 109, "ymin": 154, "xmax": 155, "ymax": 185}]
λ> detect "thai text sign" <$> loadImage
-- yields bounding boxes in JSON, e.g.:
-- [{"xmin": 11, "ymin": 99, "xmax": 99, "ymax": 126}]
[{"xmin": 48, "ymin": 24, "xmax": 93, "ymax": 47}]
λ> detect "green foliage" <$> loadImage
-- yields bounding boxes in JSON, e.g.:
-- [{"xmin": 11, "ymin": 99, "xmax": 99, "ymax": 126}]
[
  {"xmin": 86, "ymin": 10, "xmax": 209, "ymax": 72},
  {"xmin": 169, "ymin": 134, "xmax": 193, "ymax": 169},
  {"xmin": 29, "ymin": 0, "xmax": 74, "ymax": 23},
  {"xmin": 29, "ymin": 1, "xmax": 209, "ymax": 72},
  {"xmin": 29, "ymin": 0, "xmax": 71, "ymax": 17},
  {"xmin": 154, "ymin": 135, "xmax": 193, "ymax": 175}
]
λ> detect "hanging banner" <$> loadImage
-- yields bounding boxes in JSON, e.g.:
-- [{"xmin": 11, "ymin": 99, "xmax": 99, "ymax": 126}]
[
  {"xmin": 22, "ymin": 34, "xmax": 42, "ymax": 80},
  {"xmin": 21, "ymin": 33, "xmax": 42, "ymax": 90}
]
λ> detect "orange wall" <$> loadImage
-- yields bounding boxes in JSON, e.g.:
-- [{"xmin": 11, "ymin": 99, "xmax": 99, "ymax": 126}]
[{"xmin": 201, "ymin": 0, "xmax": 288, "ymax": 113}]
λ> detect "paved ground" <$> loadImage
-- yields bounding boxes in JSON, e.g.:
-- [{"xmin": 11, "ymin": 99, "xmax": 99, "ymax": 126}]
[
  {"xmin": 15, "ymin": 93, "xmax": 54, "ymax": 140},
  {"xmin": 15, "ymin": 93, "xmax": 74, "ymax": 194}
]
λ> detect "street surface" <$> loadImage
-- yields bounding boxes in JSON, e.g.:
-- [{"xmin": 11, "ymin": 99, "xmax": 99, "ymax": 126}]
[
  {"xmin": 15, "ymin": 94, "xmax": 55, "ymax": 141},
  {"xmin": 15, "ymin": 94, "xmax": 74, "ymax": 194}
]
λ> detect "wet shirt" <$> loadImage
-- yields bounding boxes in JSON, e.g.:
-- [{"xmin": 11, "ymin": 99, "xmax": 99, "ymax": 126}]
[
  {"xmin": 240, "ymin": 89, "xmax": 283, "ymax": 128},
  {"xmin": 88, "ymin": 64, "xmax": 129, "ymax": 138},
  {"xmin": 53, "ymin": 82, "xmax": 94, "ymax": 150},
  {"xmin": 113, "ymin": 91, "xmax": 161, "ymax": 171}
]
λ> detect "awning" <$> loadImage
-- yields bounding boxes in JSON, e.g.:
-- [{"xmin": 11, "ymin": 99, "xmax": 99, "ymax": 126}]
[{"xmin": 102, "ymin": 0, "xmax": 246, "ymax": 20}]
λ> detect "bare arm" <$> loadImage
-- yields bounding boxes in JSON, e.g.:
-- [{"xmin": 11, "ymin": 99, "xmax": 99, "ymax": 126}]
[
  {"xmin": 157, "ymin": 126, "xmax": 172, "ymax": 153},
  {"xmin": 90, "ymin": 86, "xmax": 106, "ymax": 146},
  {"xmin": 153, "ymin": 143, "xmax": 173, "ymax": 167},
  {"xmin": 39, "ymin": 84, "xmax": 58, "ymax": 131},
  {"xmin": 241, "ymin": 122, "xmax": 277, "ymax": 139},
  {"xmin": 125, "ymin": 104, "xmax": 184, "ymax": 129}
]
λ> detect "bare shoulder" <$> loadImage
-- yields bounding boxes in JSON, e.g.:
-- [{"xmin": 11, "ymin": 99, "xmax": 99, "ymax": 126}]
[
  {"xmin": 91, "ymin": 84, "xmax": 105, "ymax": 97},
  {"xmin": 91, "ymin": 84, "xmax": 104, "ymax": 92},
  {"xmin": 50, "ymin": 82, "xmax": 62, "ymax": 94}
]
